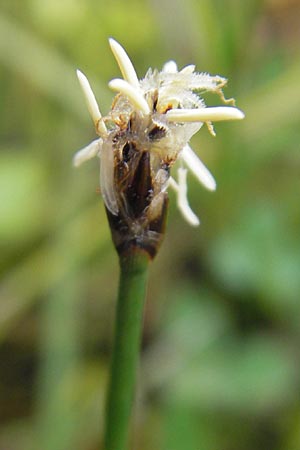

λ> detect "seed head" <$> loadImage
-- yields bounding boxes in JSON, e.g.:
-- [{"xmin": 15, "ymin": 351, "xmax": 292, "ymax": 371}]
[{"xmin": 74, "ymin": 39, "xmax": 244, "ymax": 257}]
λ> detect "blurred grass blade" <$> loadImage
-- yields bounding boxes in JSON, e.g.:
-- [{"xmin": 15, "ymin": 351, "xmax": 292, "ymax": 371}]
[
  {"xmin": 240, "ymin": 60, "xmax": 300, "ymax": 144},
  {"xmin": 0, "ymin": 12, "xmax": 108, "ymax": 121},
  {"xmin": 0, "ymin": 204, "xmax": 110, "ymax": 342},
  {"xmin": 36, "ymin": 273, "xmax": 82, "ymax": 450}
]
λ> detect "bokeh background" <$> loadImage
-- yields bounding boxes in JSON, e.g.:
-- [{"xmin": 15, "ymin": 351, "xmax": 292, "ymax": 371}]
[{"xmin": 1, "ymin": 1, "xmax": 300, "ymax": 449}]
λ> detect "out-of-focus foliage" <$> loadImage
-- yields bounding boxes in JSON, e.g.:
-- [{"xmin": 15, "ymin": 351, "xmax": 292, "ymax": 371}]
[{"xmin": 1, "ymin": 1, "xmax": 300, "ymax": 449}]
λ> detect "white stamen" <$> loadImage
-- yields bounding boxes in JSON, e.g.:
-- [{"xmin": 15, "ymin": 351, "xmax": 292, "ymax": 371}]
[
  {"xmin": 109, "ymin": 78, "xmax": 150, "ymax": 115},
  {"xmin": 167, "ymin": 106, "xmax": 245, "ymax": 123},
  {"xmin": 76, "ymin": 70, "xmax": 108, "ymax": 136},
  {"xmin": 162, "ymin": 60, "xmax": 178, "ymax": 73},
  {"xmin": 169, "ymin": 169, "xmax": 200, "ymax": 226},
  {"xmin": 73, "ymin": 138, "xmax": 102, "ymax": 167},
  {"xmin": 109, "ymin": 38, "xmax": 140, "ymax": 88},
  {"xmin": 181, "ymin": 145, "xmax": 216, "ymax": 191}
]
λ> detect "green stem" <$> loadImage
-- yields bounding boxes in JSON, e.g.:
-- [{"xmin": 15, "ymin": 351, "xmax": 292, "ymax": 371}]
[{"xmin": 104, "ymin": 250, "xmax": 150, "ymax": 450}]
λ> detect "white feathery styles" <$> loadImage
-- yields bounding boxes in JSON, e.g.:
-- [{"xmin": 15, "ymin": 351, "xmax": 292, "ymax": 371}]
[
  {"xmin": 109, "ymin": 38, "xmax": 140, "ymax": 88},
  {"xmin": 76, "ymin": 70, "xmax": 108, "ymax": 136},
  {"xmin": 108, "ymin": 78, "xmax": 150, "ymax": 115},
  {"xmin": 180, "ymin": 64, "xmax": 196, "ymax": 75},
  {"xmin": 167, "ymin": 106, "xmax": 245, "ymax": 123},
  {"xmin": 74, "ymin": 38, "xmax": 245, "ymax": 226}
]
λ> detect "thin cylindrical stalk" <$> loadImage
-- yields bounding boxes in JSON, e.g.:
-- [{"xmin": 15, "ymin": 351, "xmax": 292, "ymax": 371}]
[{"xmin": 104, "ymin": 250, "xmax": 149, "ymax": 450}]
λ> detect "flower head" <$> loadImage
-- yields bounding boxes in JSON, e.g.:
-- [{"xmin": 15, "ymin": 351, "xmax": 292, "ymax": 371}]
[{"xmin": 74, "ymin": 38, "xmax": 244, "ymax": 256}]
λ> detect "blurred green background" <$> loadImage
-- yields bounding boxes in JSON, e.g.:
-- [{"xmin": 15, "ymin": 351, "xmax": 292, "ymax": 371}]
[{"xmin": 1, "ymin": 0, "xmax": 300, "ymax": 449}]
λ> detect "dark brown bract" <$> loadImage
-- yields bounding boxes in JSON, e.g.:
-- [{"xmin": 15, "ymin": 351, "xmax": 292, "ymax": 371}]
[{"xmin": 105, "ymin": 113, "xmax": 169, "ymax": 258}]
